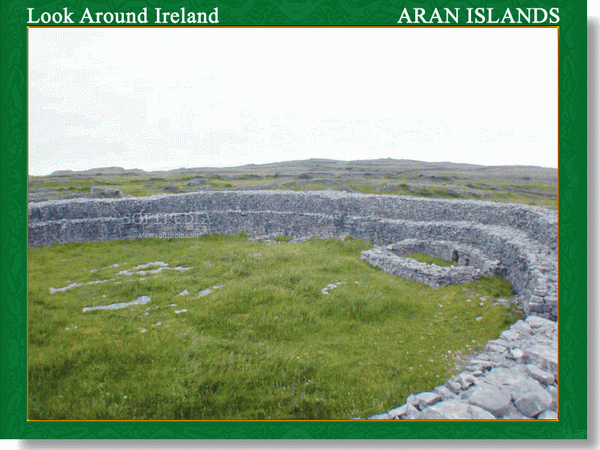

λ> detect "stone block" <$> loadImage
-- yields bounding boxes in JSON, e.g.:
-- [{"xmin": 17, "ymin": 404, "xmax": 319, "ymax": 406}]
[
  {"xmin": 412, "ymin": 392, "xmax": 442, "ymax": 409},
  {"xmin": 368, "ymin": 412, "xmax": 392, "ymax": 420},
  {"xmin": 546, "ymin": 385, "xmax": 558, "ymax": 411},
  {"xmin": 525, "ymin": 364, "xmax": 555, "ymax": 386},
  {"xmin": 387, "ymin": 404, "xmax": 409, "ymax": 419},
  {"xmin": 411, "ymin": 400, "xmax": 496, "ymax": 420},
  {"xmin": 499, "ymin": 329, "xmax": 521, "ymax": 342},
  {"xmin": 537, "ymin": 410, "xmax": 558, "ymax": 420},
  {"xmin": 526, "ymin": 315, "xmax": 554, "ymax": 329},
  {"xmin": 433, "ymin": 385, "xmax": 456, "ymax": 400},
  {"xmin": 510, "ymin": 320, "xmax": 533, "ymax": 337},
  {"xmin": 445, "ymin": 380, "xmax": 463, "ymax": 394},
  {"xmin": 524, "ymin": 344, "xmax": 558, "ymax": 373},
  {"xmin": 485, "ymin": 343, "xmax": 508, "ymax": 355},
  {"xmin": 464, "ymin": 383, "xmax": 514, "ymax": 418},
  {"xmin": 513, "ymin": 386, "xmax": 552, "ymax": 418},
  {"xmin": 456, "ymin": 373, "xmax": 475, "ymax": 390},
  {"xmin": 498, "ymin": 403, "xmax": 528, "ymax": 420},
  {"xmin": 510, "ymin": 348, "xmax": 525, "ymax": 360}
]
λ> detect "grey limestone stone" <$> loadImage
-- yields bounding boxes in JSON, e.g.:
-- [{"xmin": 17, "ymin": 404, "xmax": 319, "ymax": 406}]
[
  {"xmin": 525, "ymin": 364, "xmax": 555, "ymax": 386},
  {"xmin": 407, "ymin": 400, "xmax": 496, "ymax": 420},
  {"xmin": 407, "ymin": 392, "xmax": 442, "ymax": 410},
  {"xmin": 433, "ymin": 385, "xmax": 456, "ymax": 400},
  {"xmin": 510, "ymin": 320, "xmax": 532, "ymax": 337},
  {"xmin": 498, "ymin": 403, "xmax": 529, "ymax": 420},
  {"xmin": 387, "ymin": 404, "xmax": 409, "ymax": 419},
  {"xmin": 524, "ymin": 344, "xmax": 558, "ymax": 373},
  {"xmin": 463, "ymin": 383, "xmax": 514, "ymax": 418},
  {"xmin": 546, "ymin": 385, "xmax": 558, "ymax": 411},
  {"xmin": 513, "ymin": 386, "xmax": 553, "ymax": 418},
  {"xmin": 499, "ymin": 329, "xmax": 521, "ymax": 342},
  {"xmin": 537, "ymin": 410, "xmax": 558, "ymax": 420},
  {"xmin": 367, "ymin": 412, "xmax": 392, "ymax": 420},
  {"xmin": 445, "ymin": 379, "xmax": 463, "ymax": 394}
]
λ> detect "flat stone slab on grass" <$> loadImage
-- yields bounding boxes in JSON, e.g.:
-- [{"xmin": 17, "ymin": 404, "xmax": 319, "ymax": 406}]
[
  {"xmin": 199, "ymin": 285, "xmax": 223, "ymax": 297},
  {"xmin": 50, "ymin": 279, "xmax": 112, "ymax": 294},
  {"xmin": 321, "ymin": 281, "xmax": 345, "ymax": 295},
  {"xmin": 82, "ymin": 295, "xmax": 151, "ymax": 312}
]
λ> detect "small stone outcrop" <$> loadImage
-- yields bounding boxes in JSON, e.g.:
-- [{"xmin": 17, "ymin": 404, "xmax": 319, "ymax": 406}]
[
  {"xmin": 185, "ymin": 178, "xmax": 208, "ymax": 187},
  {"xmin": 90, "ymin": 187, "xmax": 123, "ymax": 198}
]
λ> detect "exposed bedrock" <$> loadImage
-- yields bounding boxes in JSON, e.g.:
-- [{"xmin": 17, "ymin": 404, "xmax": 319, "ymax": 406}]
[{"xmin": 28, "ymin": 190, "xmax": 559, "ymax": 420}]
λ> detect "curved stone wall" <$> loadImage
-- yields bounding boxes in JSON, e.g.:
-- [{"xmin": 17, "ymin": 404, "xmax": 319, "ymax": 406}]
[
  {"xmin": 28, "ymin": 190, "xmax": 558, "ymax": 320},
  {"xmin": 360, "ymin": 240, "xmax": 501, "ymax": 288}
]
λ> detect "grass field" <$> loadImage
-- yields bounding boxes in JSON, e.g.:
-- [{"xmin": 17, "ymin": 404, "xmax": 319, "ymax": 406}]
[
  {"xmin": 28, "ymin": 234, "xmax": 518, "ymax": 420},
  {"xmin": 28, "ymin": 158, "xmax": 558, "ymax": 208}
]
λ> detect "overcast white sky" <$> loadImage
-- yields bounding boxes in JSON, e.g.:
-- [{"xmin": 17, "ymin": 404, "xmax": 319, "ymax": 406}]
[{"xmin": 28, "ymin": 27, "xmax": 558, "ymax": 175}]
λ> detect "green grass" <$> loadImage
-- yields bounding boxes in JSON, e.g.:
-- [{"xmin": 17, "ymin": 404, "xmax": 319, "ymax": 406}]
[
  {"xmin": 29, "ymin": 170, "xmax": 557, "ymax": 209},
  {"xmin": 28, "ymin": 234, "xmax": 518, "ymax": 420},
  {"xmin": 404, "ymin": 253, "xmax": 455, "ymax": 267}
]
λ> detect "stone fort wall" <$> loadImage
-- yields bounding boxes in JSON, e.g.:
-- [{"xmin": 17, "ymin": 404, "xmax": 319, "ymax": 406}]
[{"xmin": 28, "ymin": 190, "xmax": 558, "ymax": 320}]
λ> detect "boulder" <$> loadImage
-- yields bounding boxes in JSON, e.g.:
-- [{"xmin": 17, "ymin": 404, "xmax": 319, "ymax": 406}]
[
  {"xmin": 186, "ymin": 178, "xmax": 208, "ymax": 186},
  {"xmin": 408, "ymin": 400, "xmax": 495, "ymax": 420}
]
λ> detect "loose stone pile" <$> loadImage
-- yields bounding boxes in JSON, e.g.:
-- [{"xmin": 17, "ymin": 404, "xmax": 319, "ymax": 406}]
[{"xmin": 367, "ymin": 315, "xmax": 558, "ymax": 420}]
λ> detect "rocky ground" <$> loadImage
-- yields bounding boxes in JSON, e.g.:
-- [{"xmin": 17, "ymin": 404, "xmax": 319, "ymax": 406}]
[
  {"xmin": 28, "ymin": 158, "xmax": 558, "ymax": 208},
  {"xmin": 365, "ymin": 315, "xmax": 558, "ymax": 420}
]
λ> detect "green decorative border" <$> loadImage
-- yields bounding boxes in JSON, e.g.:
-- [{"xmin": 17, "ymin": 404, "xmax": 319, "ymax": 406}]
[{"xmin": 0, "ymin": 0, "xmax": 587, "ymax": 439}]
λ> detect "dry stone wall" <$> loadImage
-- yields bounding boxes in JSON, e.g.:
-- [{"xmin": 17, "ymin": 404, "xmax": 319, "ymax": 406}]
[
  {"xmin": 360, "ymin": 239, "xmax": 502, "ymax": 288},
  {"xmin": 28, "ymin": 190, "xmax": 559, "ymax": 420},
  {"xmin": 28, "ymin": 190, "xmax": 558, "ymax": 319}
]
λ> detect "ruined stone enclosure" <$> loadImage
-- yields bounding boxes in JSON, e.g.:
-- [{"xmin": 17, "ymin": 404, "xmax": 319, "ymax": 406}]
[
  {"xmin": 28, "ymin": 190, "xmax": 559, "ymax": 419},
  {"xmin": 28, "ymin": 190, "xmax": 558, "ymax": 321}
]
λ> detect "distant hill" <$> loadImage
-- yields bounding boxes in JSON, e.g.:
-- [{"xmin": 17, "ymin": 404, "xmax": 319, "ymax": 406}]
[
  {"xmin": 46, "ymin": 159, "xmax": 557, "ymax": 183},
  {"xmin": 51, "ymin": 167, "xmax": 148, "ymax": 177}
]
